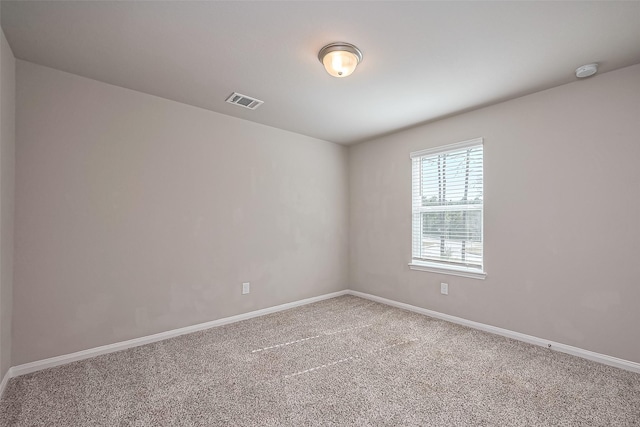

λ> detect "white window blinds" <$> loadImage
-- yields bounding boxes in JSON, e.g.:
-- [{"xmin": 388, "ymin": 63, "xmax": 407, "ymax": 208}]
[{"xmin": 411, "ymin": 138, "xmax": 484, "ymax": 272}]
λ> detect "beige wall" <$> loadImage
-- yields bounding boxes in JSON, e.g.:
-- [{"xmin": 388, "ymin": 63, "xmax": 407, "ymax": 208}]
[
  {"xmin": 13, "ymin": 60, "xmax": 349, "ymax": 365},
  {"xmin": 349, "ymin": 64, "xmax": 640, "ymax": 363},
  {"xmin": 0, "ymin": 28, "xmax": 16, "ymax": 379}
]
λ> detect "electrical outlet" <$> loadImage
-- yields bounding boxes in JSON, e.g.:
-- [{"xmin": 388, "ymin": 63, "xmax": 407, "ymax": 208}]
[
  {"xmin": 242, "ymin": 282, "xmax": 250, "ymax": 295},
  {"xmin": 440, "ymin": 282, "xmax": 448, "ymax": 295}
]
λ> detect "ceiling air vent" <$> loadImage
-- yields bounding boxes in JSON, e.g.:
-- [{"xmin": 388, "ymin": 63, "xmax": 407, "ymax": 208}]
[{"xmin": 225, "ymin": 92, "xmax": 264, "ymax": 110}]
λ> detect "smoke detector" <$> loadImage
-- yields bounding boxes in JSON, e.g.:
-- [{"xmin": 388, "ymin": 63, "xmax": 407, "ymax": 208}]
[
  {"xmin": 225, "ymin": 92, "xmax": 264, "ymax": 110},
  {"xmin": 575, "ymin": 63, "xmax": 598, "ymax": 78}
]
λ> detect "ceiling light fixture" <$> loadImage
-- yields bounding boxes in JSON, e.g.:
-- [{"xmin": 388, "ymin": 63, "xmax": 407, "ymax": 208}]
[
  {"xmin": 318, "ymin": 42, "xmax": 363, "ymax": 78},
  {"xmin": 575, "ymin": 63, "xmax": 598, "ymax": 78}
]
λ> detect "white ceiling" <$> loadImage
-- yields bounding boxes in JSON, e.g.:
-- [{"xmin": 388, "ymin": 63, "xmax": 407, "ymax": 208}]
[{"xmin": 2, "ymin": 1, "xmax": 640, "ymax": 145}]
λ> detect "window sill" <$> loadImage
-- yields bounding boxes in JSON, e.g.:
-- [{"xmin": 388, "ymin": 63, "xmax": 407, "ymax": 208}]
[{"xmin": 408, "ymin": 262, "xmax": 486, "ymax": 280}]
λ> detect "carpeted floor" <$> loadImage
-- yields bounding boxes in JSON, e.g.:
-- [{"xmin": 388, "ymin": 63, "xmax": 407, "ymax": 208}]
[{"xmin": 1, "ymin": 295, "xmax": 639, "ymax": 426}]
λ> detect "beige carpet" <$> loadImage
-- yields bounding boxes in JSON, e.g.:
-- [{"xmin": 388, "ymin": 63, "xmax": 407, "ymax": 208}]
[{"xmin": 1, "ymin": 295, "xmax": 639, "ymax": 426}]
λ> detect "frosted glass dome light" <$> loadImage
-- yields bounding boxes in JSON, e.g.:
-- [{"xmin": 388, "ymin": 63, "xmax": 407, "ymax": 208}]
[{"xmin": 318, "ymin": 42, "xmax": 363, "ymax": 78}]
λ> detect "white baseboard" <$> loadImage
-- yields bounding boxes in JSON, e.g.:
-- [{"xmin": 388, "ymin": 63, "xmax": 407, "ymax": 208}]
[
  {"xmin": 9, "ymin": 290, "xmax": 348, "ymax": 379},
  {"xmin": 0, "ymin": 368, "xmax": 11, "ymax": 397},
  {"xmin": 347, "ymin": 290, "xmax": 640, "ymax": 374},
  {"xmin": 5, "ymin": 287, "xmax": 639, "ymax": 388}
]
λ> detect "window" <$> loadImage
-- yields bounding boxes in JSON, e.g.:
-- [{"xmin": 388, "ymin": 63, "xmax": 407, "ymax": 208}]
[{"xmin": 409, "ymin": 138, "xmax": 485, "ymax": 279}]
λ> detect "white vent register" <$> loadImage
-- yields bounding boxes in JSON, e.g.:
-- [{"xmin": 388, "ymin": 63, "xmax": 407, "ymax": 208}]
[{"xmin": 225, "ymin": 92, "xmax": 264, "ymax": 110}]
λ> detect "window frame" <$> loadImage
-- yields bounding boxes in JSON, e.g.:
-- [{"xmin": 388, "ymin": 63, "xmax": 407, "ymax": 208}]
[{"xmin": 408, "ymin": 137, "xmax": 486, "ymax": 280}]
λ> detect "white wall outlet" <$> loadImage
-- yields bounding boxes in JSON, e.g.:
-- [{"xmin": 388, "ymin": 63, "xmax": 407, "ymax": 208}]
[
  {"xmin": 242, "ymin": 282, "xmax": 250, "ymax": 295},
  {"xmin": 440, "ymin": 282, "xmax": 448, "ymax": 295}
]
